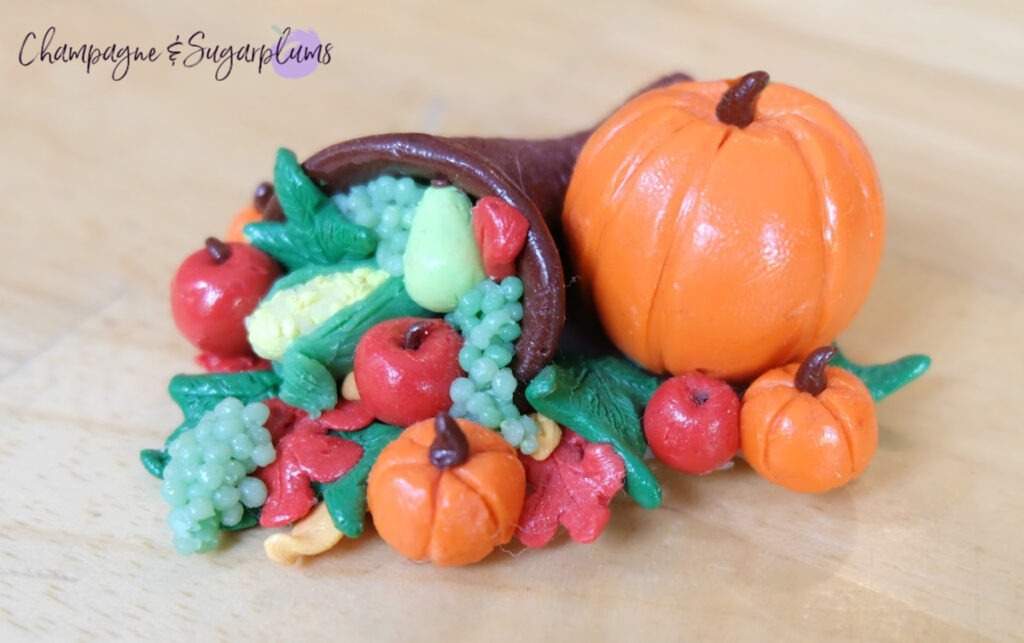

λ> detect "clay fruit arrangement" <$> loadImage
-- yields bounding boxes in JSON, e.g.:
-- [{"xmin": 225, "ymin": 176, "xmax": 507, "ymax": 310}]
[
  {"xmin": 643, "ymin": 372, "xmax": 740, "ymax": 475},
  {"xmin": 170, "ymin": 238, "xmax": 280, "ymax": 358},
  {"xmin": 353, "ymin": 317, "xmax": 465, "ymax": 426},
  {"xmin": 563, "ymin": 71, "xmax": 885, "ymax": 382},
  {"xmin": 740, "ymin": 346, "xmax": 878, "ymax": 493}
]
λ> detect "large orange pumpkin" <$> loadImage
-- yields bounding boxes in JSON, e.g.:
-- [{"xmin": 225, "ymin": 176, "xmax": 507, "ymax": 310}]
[
  {"xmin": 367, "ymin": 414, "xmax": 525, "ymax": 566},
  {"xmin": 563, "ymin": 72, "xmax": 884, "ymax": 381}
]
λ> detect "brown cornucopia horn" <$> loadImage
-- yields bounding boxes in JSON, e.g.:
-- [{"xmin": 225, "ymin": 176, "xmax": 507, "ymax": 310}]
[{"xmin": 262, "ymin": 73, "xmax": 692, "ymax": 386}]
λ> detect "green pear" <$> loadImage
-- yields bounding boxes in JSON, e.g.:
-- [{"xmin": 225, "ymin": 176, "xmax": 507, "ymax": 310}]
[{"xmin": 403, "ymin": 185, "xmax": 486, "ymax": 312}]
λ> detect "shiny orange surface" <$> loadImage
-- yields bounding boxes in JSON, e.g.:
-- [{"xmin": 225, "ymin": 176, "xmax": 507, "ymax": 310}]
[
  {"xmin": 740, "ymin": 364, "xmax": 878, "ymax": 493},
  {"xmin": 563, "ymin": 78, "xmax": 885, "ymax": 381},
  {"xmin": 366, "ymin": 418, "xmax": 525, "ymax": 567}
]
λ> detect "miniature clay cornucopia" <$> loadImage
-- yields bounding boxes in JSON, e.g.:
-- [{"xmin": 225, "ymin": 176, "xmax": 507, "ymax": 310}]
[
  {"xmin": 148, "ymin": 71, "xmax": 932, "ymax": 563},
  {"xmin": 259, "ymin": 72, "xmax": 692, "ymax": 386}
]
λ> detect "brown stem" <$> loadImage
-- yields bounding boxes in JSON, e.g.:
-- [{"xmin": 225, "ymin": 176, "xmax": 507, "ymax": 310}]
[
  {"xmin": 253, "ymin": 181, "xmax": 275, "ymax": 214},
  {"xmin": 430, "ymin": 177, "xmax": 451, "ymax": 187},
  {"xmin": 402, "ymin": 321, "xmax": 430, "ymax": 351},
  {"xmin": 204, "ymin": 237, "xmax": 232, "ymax": 264},
  {"xmin": 715, "ymin": 71, "xmax": 770, "ymax": 128},
  {"xmin": 429, "ymin": 413, "xmax": 469, "ymax": 469},
  {"xmin": 795, "ymin": 346, "xmax": 838, "ymax": 396}
]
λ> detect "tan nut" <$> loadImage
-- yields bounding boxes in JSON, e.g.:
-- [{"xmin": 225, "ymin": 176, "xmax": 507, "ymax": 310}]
[
  {"xmin": 529, "ymin": 413, "xmax": 562, "ymax": 461},
  {"xmin": 341, "ymin": 372, "xmax": 360, "ymax": 401},
  {"xmin": 264, "ymin": 503, "xmax": 344, "ymax": 566}
]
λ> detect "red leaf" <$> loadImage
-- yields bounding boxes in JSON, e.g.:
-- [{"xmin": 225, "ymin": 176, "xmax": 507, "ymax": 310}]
[
  {"xmin": 516, "ymin": 429, "xmax": 626, "ymax": 548},
  {"xmin": 290, "ymin": 431, "xmax": 364, "ymax": 483},
  {"xmin": 255, "ymin": 400, "xmax": 365, "ymax": 527},
  {"xmin": 316, "ymin": 400, "xmax": 375, "ymax": 432},
  {"xmin": 255, "ymin": 457, "xmax": 317, "ymax": 528},
  {"xmin": 471, "ymin": 197, "xmax": 530, "ymax": 280},
  {"xmin": 195, "ymin": 352, "xmax": 272, "ymax": 373},
  {"xmin": 262, "ymin": 398, "xmax": 298, "ymax": 444}
]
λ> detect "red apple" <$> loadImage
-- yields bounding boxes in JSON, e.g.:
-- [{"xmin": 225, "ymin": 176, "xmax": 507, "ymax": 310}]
[
  {"xmin": 171, "ymin": 238, "xmax": 280, "ymax": 357},
  {"xmin": 354, "ymin": 318, "xmax": 464, "ymax": 426},
  {"xmin": 643, "ymin": 373, "xmax": 740, "ymax": 475}
]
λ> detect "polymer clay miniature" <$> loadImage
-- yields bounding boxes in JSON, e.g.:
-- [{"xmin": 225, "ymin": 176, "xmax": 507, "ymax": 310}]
[
  {"xmin": 740, "ymin": 346, "xmax": 879, "ymax": 493},
  {"xmin": 563, "ymin": 71, "xmax": 885, "ymax": 382},
  {"xmin": 366, "ymin": 413, "xmax": 525, "ymax": 567},
  {"xmin": 143, "ymin": 71, "xmax": 930, "ymax": 566}
]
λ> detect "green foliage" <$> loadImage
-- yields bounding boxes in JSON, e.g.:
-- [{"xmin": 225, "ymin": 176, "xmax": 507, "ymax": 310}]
[
  {"xmin": 245, "ymin": 149, "xmax": 376, "ymax": 270},
  {"xmin": 321, "ymin": 423, "xmax": 404, "ymax": 538},
  {"xmin": 140, "ymin": 370, "xmax": 281, "ymax": 479},
  {"xmin": 832, "ymin": 345, "xmax": 931, "ymax": 401},
  {"xmin": 526, "ymin": 355, "xmax": 662, "ymax": 509}
]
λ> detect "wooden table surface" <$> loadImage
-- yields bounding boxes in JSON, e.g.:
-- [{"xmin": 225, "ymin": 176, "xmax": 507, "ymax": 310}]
[{"xmin": 2, "ymin": 1, "xmax": 1022, "ymax": 640}]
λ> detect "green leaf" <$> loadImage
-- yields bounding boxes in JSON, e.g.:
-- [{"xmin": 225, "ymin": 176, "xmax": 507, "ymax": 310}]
[
  {"xmin": 832, "ymin": 345, "xmax": 931, "ymax": 402},
  {"xmin": 321, "ymin": 423, "xmax": 403, "ymax": 538},
  {"xmin": 164, "ymin": 370, "xmax": 282, "ymax": 445},
  {"xmin": 278, "ymin": 277, "xmax": 430, "ymax": 415},
  {"xmin": 140, "ymin": 449, "xmax": 168, "ymax": 479},
  {"xmin": 245, "ymin": 148, "xmax": 376, "ymax": 270},
  {"xmin": 526, "ymin": 355, "xmax": 662, "ymax": 509},
  {"xmin": 278, "ymin": 351, "xmax": 337, "ymax": 418},
  {"xmin": 273, "ymin": 148, "xmax": 326, "ymax": 228},
  {"xmin": 141, "ymin": 370, "xmax": 281, "ymax": 480}
]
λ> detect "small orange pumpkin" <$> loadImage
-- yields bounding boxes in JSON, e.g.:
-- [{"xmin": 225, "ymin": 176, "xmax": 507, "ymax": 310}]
[
  {"xmin": 740, "ymin": 346, "xmax": 878, "ymax": 493},
  {"xmin": 367, "ymin": 413, "xmax": 525, "ymax": 566},
  {"xmin": 563, "ymin": 71, "xmax": 884, "ymax": 381}
]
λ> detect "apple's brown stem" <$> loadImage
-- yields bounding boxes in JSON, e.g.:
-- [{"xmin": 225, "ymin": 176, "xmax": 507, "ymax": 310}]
[
  {"xmin": 692, "ymin": 391, "xmax": 710, "ymax": 407},
  {"xmin": 253, "ymin": 182, "xmax": 275, "ymax": 214},
  {"xmin": 402, "ymin": 321, "xmax": 430, "ymax": 351},
  {"xmin": 795, "ymin": 346, "xmax": 838, "ymax": 396},
  {"xmin": 715, "ymin": 71, "xmax": 770, "ymax": 128},
  {"xmin": 204, "ymin": 237, "xmax": 232, "ymax": 264},
  {"xmin": 430, "ymin": 177, "xmax": 451, "ymax": 187},
  {"xmin": 430, "ymin": 413, "xmax": 469, "ymax": 469}
]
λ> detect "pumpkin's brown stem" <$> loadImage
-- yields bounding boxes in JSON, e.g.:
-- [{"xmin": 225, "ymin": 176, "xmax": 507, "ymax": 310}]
[
  {"xmin": 402, "ymin": 321, "xmax": 430, "ymax": 351},
  {"xmin": 795, "ymin": 346, "xmax": 838, "ymax": 396},
  {"xmin": 204, "ymin": 237, "xmax": 232, "ymax": 264},
  {"xmin": 716, "ymin": 71, "xmax": 770, "ymax": 128},
  {"xmin": 430, "ymin": 413, "xmax": 469, "ymax": 469}
]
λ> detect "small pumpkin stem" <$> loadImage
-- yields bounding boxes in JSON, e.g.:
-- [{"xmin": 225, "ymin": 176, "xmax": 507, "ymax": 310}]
[
  {"xmin": 430, "ymin": 413, "xmax": 469, "ymax": 469},
  {"xmin": 204, "ymin": 237, "xmax": 232, "ymax": 264},
  {"xmin": 715, "ymin": 71, "xmax": 770, "ymax": 128},
  {"xmin": 795, "ymin": 346, "xmax": 839, "ymax": 396},
  {"xmin": 402, "ymin": 321, "xmax": 430, "ymax": 351}
]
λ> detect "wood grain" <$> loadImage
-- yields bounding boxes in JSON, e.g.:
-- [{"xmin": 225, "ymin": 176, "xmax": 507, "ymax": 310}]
[{"xmin": 2, "ymin": 0, "xmax": 1022, "ymax": 640}]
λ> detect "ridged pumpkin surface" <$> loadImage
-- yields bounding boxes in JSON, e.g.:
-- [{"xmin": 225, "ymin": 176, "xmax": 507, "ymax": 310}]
[
  {"xmin": 562, "ymin": 78, "xmax": 884, "ymax": 381},
  {"xmin": 740, "ymin": 362, "xmax": 878, "ymax": 493},
  {"xmin": 367, "ymin": 418, "xmax": 525, "ymax": 567}
]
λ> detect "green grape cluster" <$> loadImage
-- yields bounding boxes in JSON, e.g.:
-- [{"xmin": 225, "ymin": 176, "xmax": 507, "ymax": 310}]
[
  {"xmin": 332, "ymin": 175, "xmax": 427, "ymax": 276},
  {"xmin": 446, "ymin": 276, "xmax": 539, "ymax": 454},
  {"xmin": 161, "ymin": 398, "xmax": 276, "ymax": 554}
]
